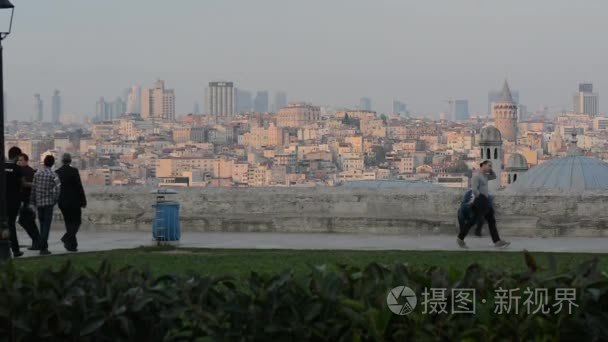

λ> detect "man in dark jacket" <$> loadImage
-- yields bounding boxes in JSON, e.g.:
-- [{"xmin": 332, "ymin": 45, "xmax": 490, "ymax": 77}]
[
  {"xmin": 17, "ymin": 153, "xmax": 42, "ymax": 250},
  {"xmin": 4, "ymin": 146, "xmax": 25, "ymax": 257},
  {"xmin": 55, "ymin": 153, "xmax": 86, "ymax": 252}
]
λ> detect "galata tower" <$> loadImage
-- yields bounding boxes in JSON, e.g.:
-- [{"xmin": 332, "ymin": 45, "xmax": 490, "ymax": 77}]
[{"xmin": 493, "ymin": 80, "xmax": 518, "ymax": 143}]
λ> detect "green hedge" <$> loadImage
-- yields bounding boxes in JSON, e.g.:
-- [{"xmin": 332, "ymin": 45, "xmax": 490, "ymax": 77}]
[{"xmin": 0, "ymin": 252, "xmax": 607, "ymax": 341}]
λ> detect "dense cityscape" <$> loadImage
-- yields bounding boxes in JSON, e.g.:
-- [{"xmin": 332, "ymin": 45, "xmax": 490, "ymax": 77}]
[
  {"xmin": 4, "ymin": 79, "xmax": 604, "ymax": 189},
  {"xmin": 3, "ymin": 0, "xmax": 608, "ymax": 340},
  {"xmin": 5, "ymin": 79, "xmax": 603, "ymax": 189}
]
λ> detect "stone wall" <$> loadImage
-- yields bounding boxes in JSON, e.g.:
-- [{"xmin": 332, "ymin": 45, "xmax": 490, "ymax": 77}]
[{"xmin": 63, "ymin": 187, "xmax": 608, "ymax": 237}]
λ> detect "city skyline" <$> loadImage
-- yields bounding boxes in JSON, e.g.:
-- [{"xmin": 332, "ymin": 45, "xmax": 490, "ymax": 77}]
[
  {"xmin": 6, "ymin": 76, "xmax": 608, "ymax": 190},
  {"xmin": 10, "ymin": 79, "xmax": 601, "ymax": 123},
  {"xmin": 3, "ymin": 0, "xmax": 608, "ymax": 118}
]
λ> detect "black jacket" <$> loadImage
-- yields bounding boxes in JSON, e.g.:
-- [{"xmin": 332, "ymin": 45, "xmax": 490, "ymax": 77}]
[
  {"xmin": 55, "ymin": 165, "xmax": 87, "ymax": 208},
  {"xmin": 20, "ymin": 165, "xmax": 36, "ymax": 204},
  {"xmin": 5, "ymin": 161, "xmax": 23, "ymax": 210}
]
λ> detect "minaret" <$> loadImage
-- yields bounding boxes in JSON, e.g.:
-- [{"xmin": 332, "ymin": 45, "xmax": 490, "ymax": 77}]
[
  {"xmin": 493, "ymin": 80, "xmax": 518, "ymax": 143},
  {"xmin": 567, "ymin": 131, "xmax": 582, "ymax": 156},
  {"xmin": 479, "ymin": 125, "xmax": 503, "ymax": 192},
  {"xmin": 505, "ymin": 153, "xmax": 528, "ymax": 186}
]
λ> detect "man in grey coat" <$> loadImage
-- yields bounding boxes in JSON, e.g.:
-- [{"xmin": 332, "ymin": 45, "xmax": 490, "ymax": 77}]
[{"xmin": 457, "ymin": 160, "xmax": 510, "ymax": 249}]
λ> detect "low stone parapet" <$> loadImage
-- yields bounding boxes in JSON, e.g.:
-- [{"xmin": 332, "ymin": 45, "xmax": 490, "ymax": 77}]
[{"xmin": 67, "ymin": 187, "xmax": 608, "ymax": 237}]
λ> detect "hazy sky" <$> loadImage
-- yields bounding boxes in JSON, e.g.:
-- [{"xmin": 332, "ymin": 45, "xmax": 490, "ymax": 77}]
[{"xmin": 3, "ymin": 0, "xmax": 607, "ymax": 119}]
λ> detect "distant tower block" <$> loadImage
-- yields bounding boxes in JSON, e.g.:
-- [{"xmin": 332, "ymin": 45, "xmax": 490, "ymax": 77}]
[{"xmin": 493, "ymin": 80, "xmax": 518, "ymax": 142}]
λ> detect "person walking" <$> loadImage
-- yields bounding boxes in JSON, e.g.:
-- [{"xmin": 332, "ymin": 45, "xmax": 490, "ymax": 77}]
[
  {"xmin": 32, "ymin": 155, "xmax": 61, "ymax": 255},
  {"xmin": 16, "ymin": 153, "xmax": 42, "ymax": 250},
  {"xmin": 55, "ymin": 153, "xmax": 86, "ymax": 252},
  {"xmin": 4, "ymin": 147, "xmax": 26, "ymax": 257},
  {"xmin": 457, "ymin": 160, "xmax": 510, "ymax": 249}
]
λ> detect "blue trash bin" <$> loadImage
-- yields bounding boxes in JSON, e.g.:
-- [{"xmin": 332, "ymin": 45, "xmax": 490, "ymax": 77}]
[{"xmin": 152, "ymin": 201, "xmax": 181, "ymax": 241}]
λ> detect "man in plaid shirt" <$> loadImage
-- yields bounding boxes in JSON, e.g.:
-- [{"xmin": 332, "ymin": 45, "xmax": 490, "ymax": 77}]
[{"xmin": 32, "ymin": 155, "xmax": 61, "ymax": 255}]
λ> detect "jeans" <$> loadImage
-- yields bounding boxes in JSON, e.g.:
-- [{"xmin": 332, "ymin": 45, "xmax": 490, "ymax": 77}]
[
  {"xmin": 18, "ymin": 204, "xmax": 41, "ymax": 248},
  {"xmin": 37, "ymin": 205, "xmax": 54, "ymax": 251},
  {"xmin": 59, "ymin": 206, "xmax": 82, "ymax": 250},
  {"xmin": 7, "ymin": 206, "xmax": 20, "ymax": 253}
]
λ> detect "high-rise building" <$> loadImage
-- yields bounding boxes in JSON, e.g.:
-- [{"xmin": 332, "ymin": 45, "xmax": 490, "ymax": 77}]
[
  {"xmin": 488, "ymin": 89, "xmax": 519, "ymax": 114},
  {"xmin": 236, "ymin": 89, "xmax": 252, "ymax": 113},
  {"xmin": 518, "ymin": 104, "xmax": 527, "ymax": 121},
  {"xmin": 254, "ymin": 91, "xmax": 269, "ymax": 113},
  {"xmin": 579, "ymin": 83, "xmax": 593, "ymax": 93},
  {"xmin": 141, "ymin": 86, "xmax": 151, "ymax": 118},
  {"xmin": 51, "ymin": 90, "xmax": 61, "ymax": 124},
  {"xmin": 359, "ymin": 97, "xmax": 372, "ymax": 111},
  {"xmin": 32, "ymin": 94, "xmax": 43, "ymax": 122},
  {"xmin": 141, "ymin": 80, "xmax": 176, "ymax": 120},
  {"xmin": 206, "ymin": 81, "xmax": 236, "ymax": 117},
  {"xmin": 121, "ymin": 88, "xmax": 130, "ymax": 108},
  {"xmin": 126, "ymin": 86, "xmax": 141, "ymax": 114},
  {"xmin": 392, "ymin": 101, "xmax": 407, "ymax": 116},
  {"xmin": 492, "ymin": 80, "xmax": 518, "ymax": 142},
  {"xmin": 96, "ymin": 97, "xmax": 112, "ymax": 121},
  {"xmin": 114, "ymin": 97, "xmax": 126, "ymax": 118},
  {"xmin": 573, "ymin": 83, "xmax": 599, "ymax": 116},
  {"xmin": 193, "ymin": 102, "xmax": 200, "ymax": 114},
  {"xmin": 273, "ymin": 91, "xmax": 287, "ymax": 112},
  {"xmin": 95, "ymin": 97, "xmax": 103, "ymax": 120},
  {"xmin": 454, "ymin": 100, "xmax": 469, "ymax": 121}
]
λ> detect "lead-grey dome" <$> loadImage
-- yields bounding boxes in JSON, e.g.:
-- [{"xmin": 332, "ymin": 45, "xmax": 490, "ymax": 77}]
[
  {"xmin": 506, "ymin": 153, "xmax": 528, "ymax": 171},
  {"xmin": 507, "ymin": 155, "xmax": 608, "ymax": 193},
  {"xmin": 479, "ymin": 125, "xmax": 502, "ymax": 144}
]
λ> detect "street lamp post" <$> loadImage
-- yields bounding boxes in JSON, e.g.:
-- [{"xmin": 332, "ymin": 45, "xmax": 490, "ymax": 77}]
[{"xmin": 0, "ymin": 0, "xmax": 14, "ymax": 232}]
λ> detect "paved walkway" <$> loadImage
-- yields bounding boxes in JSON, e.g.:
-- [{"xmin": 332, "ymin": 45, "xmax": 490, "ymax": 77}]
[{"xmin": 13, "ymin": 231, "xmax": 608, "ymax": 257}]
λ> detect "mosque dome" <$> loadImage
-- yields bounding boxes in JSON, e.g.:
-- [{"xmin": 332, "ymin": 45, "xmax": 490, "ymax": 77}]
[
  {"xmin": 479, "ymin": 125, "xmax": 502, "ymax": 145},
  {"xmin": 507, "ymin": 156, "xmax": 608, "ymax": 193},
  {"xmin": 508, "ymin": 131, "xmax": 608, "ymax": 193},
  {"xmin": 506, "ymin": 153, "xmax": 528, "ymax": 171}
]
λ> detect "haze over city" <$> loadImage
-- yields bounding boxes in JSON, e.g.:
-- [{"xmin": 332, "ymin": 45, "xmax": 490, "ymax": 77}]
[
  {"xmin": 4, "ymin": 1, "xmax": 608, "ymax": 339},
  {"xmin": 4, "ymin": 0, "xmax": 607, "ymax": 119}
]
